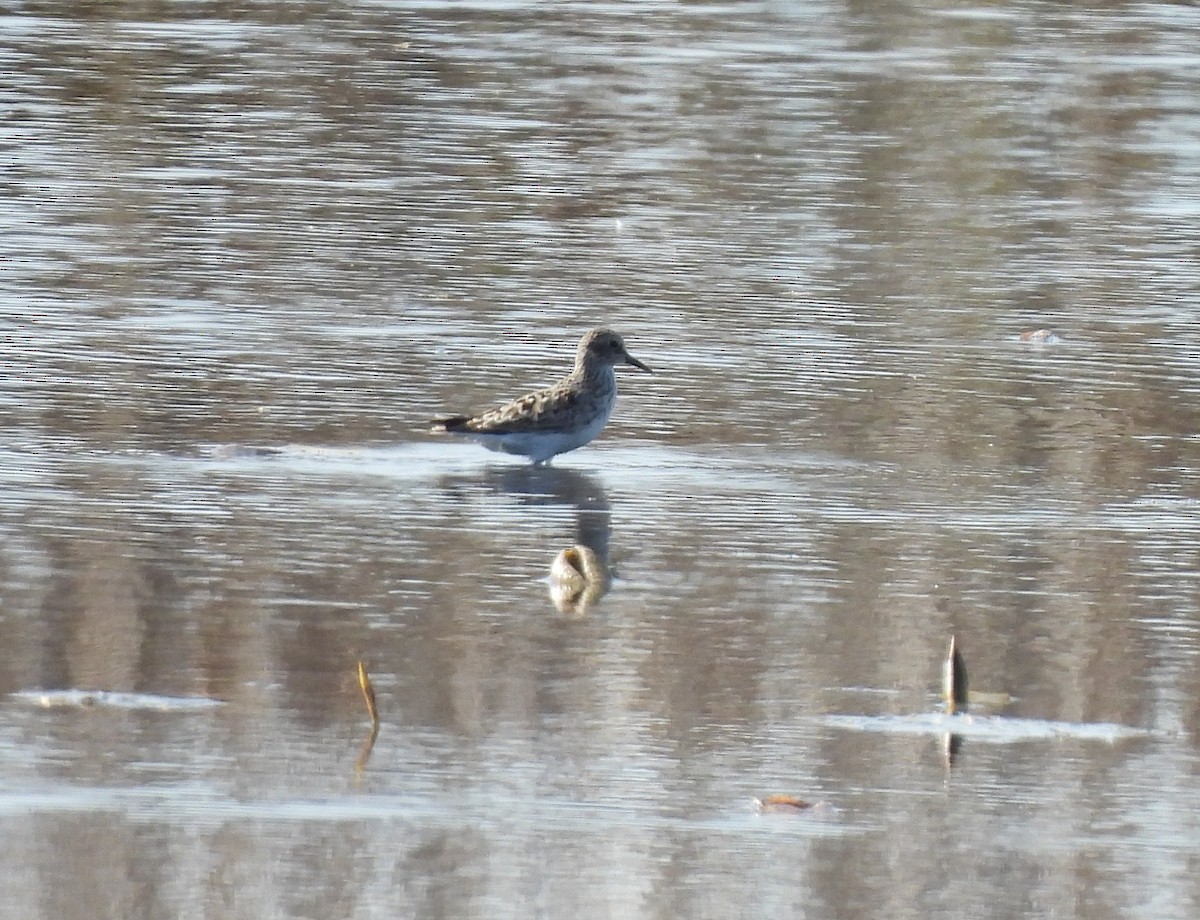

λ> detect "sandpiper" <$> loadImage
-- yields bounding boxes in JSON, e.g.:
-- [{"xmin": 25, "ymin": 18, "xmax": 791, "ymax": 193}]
[{"xmin": 431, "ymin": 328, "xmax": 651, "ymax": 464}]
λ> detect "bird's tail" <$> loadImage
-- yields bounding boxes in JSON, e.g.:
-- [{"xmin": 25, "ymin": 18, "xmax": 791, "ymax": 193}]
[{"xmin": 431, "ymin": 416, "xmax": 472, "ymax": 433}]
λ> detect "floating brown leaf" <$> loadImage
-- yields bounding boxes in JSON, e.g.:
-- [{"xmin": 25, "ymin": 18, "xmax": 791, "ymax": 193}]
[{"xmin": 754, "ymin": 794, "xmax": 815, "ymax": 813}]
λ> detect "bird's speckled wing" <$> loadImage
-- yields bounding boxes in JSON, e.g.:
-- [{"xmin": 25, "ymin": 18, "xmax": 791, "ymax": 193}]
[{"xmin": 453, "ymin": 380, "xmax": 608, "ymax": 434}]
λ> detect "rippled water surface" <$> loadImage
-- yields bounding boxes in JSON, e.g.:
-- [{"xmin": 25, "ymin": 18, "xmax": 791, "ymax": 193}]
[{"xmin": 5, "ymin": 2, "xmax": 1200, "ymax": 918}]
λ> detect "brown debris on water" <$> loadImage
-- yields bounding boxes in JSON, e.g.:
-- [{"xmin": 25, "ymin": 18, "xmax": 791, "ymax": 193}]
[{"xmin": 754, "ymin": 794, "xmax": 816, "ymax": 814}]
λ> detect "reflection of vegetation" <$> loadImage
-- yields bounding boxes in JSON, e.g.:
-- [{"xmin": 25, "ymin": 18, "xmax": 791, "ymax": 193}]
[
  {"xmin": 355, "ymin": 661, "xmax": 380, "ymax": 774},
  {"xmin": 941, "ymin": 731, "xmax": 964, "ymax": 771}
]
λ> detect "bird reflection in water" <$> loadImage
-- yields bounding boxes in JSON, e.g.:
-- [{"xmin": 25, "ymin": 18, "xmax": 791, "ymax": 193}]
[
  {"xmin": 440, "ymin": 465, "xmax": 614, "ymax": 616},
  {"xmin": 549, "ymin": 543, "xmax": 610, "ymax": 615},
  {"xmin": 502, "ymin": 466, "xmax": 613, "ymax": 616}
]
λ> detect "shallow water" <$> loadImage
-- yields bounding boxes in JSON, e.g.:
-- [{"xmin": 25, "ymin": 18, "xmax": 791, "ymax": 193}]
[{"xmin": 5, "ymin": 1, "xmax": 1200, "ymax": 918}]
